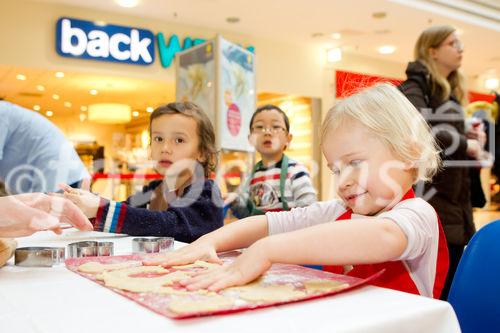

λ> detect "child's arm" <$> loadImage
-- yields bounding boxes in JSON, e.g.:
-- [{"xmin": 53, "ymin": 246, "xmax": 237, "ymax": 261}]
[
  {"xmin": 145, "ymin": 200, "xmax": 342, "ymax": 266},
  {"xmin": 144, "ymin": 214, "xmax": 269, "ymax": 266},
  {"xmin": 91, "ymin": 181, "xmax": 223, "ymax": 242},
  {"xmin": 182, "ymin": 217, "xmax": 408, "ymax": 291}
]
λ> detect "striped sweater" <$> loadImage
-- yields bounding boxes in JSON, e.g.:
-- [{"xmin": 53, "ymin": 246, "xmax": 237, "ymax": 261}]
[
  {"xmin": 91, "ymin": 179, "xmax": 224, "ymax": 243},
  {"xmin": 231, "ymin": 157, "xmax": 317, "ymax": 218}
]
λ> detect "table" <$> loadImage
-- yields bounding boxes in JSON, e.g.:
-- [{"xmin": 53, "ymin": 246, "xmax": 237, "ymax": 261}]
[{"xmin": 0, "ymin": 230, "xmax": 461, "ymax": 333}]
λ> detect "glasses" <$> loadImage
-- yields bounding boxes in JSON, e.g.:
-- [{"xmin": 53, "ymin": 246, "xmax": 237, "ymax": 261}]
[
  {"xmin": 251, "ymin": 125, "xmax": 286, "ymax": 134},
  {"xmin": 443, "ymin": 39, "xmax": 464, "ymax": 51}
]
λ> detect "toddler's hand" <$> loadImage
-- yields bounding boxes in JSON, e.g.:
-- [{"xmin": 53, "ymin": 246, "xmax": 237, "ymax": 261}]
[
  {"xmin": 59, "ymin": 183, "xmax": 100, "ymax": 218},
  {"xmin": 142, "ymin": 239, "xmax": 222, "ymax": 267},
  {"xmin": 180, "ymin": 241, "xmax": 272, "ymax": 291}
]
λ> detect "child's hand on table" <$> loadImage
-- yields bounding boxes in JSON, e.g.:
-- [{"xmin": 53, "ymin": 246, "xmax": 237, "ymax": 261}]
[{"xmin": 59, "ymin": 182, "xmax": 100, "ymax": 219}]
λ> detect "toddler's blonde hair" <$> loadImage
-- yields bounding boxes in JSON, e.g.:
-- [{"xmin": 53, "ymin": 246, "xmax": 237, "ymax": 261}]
[{"xmin": 321, "ymin": 83, "xmax": 441, "ymax": 182}]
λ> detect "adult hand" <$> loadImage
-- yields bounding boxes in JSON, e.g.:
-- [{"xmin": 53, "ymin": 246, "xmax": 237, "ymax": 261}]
[{"xmin": 0, "ymin": 193, "xmax": 93, "ymax": 237}]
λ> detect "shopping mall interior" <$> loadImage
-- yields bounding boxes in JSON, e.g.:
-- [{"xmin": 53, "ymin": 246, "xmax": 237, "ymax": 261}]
[{"xmin": 1, "ymin": 0, "xmax": 499, "ymax": 227}]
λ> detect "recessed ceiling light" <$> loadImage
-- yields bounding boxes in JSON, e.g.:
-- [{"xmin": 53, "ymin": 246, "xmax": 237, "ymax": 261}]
[
  {"xmin": 146, "ymin": 106, "xmax": 154, "ymax": 113},
  {"xmin": 114, "ymin": 0, "xmax": 139, "ymax": 8},
  {"xmin": 52, "ymin": 94, "xmax": 60, "ymax": 100},
  {"xmin": 33, "ymin": 105, "xmax": 41, "ymax": 111},
  {"xmin": 55, "ymin": 71, "xmax": 65, "ymax": 78},
  {"xmin": 80, "ymin": 106, "xmax": 88, "ymax": 112},
  {"xmin": 132, "ymin": 111, "xmax": 139, "ymax": 117},
  {"xmin": 16, "ymin": 74, "xmax": 26, "ymax": 80},
  {"xmin": 331, "ymin": 32, "xmax": 342, "ymax": 40},
  {"xmin": 64, "ymin": 101, "xmax": 72, "ymax": 108},
  {"xmin": 46, "ymin": 110, "xmax": 53, "ymax": 117},
  {"xmin": 326, "ymin": 48, "xmax": 342, "ymax": 63},
  {"xmin": 485, "ymin": 77, "xmax": 499, "ymax": 90},
  {"xmin": 89, "ymin": 89, "xmax": 98, "ymax": 95},
  {"xmin": 36, "ymin": 85, "xmax": 45, "ymax": 91},
  {"xmin": 377, "ymin": 45, "xmax": 396, "ymax": 55},
  {"xmin": 226, "ymin": 17, "xmax": 240, "ymax": 24}
]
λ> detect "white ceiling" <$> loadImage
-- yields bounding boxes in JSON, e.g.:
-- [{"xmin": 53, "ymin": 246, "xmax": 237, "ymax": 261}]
[
  {"xmin": 30, "ymin": 0, "xmax": 500, "ymax": 77},
  {"xmin": 2, "ymin": 0, "xmax": 499, "ymax": 123}
]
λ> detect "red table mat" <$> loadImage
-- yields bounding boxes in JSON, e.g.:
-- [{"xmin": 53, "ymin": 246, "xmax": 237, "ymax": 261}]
[{"xmin": 66, "ymin": 252, "xmax": 382, "ymax": 319}]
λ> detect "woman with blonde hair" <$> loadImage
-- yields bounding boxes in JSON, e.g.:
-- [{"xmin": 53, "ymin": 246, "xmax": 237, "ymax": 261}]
[{"xmin": 399, "ymin": 25, "xmax": 486, "ymax": 300}]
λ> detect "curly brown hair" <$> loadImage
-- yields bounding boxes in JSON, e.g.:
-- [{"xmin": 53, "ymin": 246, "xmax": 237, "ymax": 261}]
[{"xmin": 149, "ymin": 102, "xmax": 218, "ymax": 177}]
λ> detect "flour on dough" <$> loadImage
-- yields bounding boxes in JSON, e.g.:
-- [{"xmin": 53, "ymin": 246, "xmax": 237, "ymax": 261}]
[{"xmin": 77, "ymin": 261, "xmax": 141, "ymax": 273}]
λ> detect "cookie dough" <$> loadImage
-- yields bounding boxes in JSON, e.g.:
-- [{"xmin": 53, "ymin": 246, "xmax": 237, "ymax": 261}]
[
  {"xmin": 101, "ymin": 266, "xmax": 191, "ymax": 293},
  {"xmin": 228, "ymin": 283, "xmax": 306, "ymax": 302},
  {"xmin": 77, "ymin": 261, "xmax": 141, "ymax": 274},
  {"xmin": 303, "ymin": 280, "xmax": 349, "ymax": 294}
]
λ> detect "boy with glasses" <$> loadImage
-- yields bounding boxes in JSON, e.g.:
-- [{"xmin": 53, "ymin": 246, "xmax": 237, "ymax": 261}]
[{"xmin": 225, "ymin": 105, "xmax": 317, "ymax": 217}]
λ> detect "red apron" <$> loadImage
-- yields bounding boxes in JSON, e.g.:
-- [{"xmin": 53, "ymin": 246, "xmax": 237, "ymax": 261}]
[{"xmin": 323, "ymin": 189, "xmax": 449, "ymax": 298}]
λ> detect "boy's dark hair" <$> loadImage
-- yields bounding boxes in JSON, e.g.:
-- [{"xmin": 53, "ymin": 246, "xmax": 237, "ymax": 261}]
[
  {"xmin": 150, "ymin": 102, "xmax": 217, "ymax": 177},
  {"xmin": 249, "ymin": 104, "xmax": 290, "ymax": 132}
]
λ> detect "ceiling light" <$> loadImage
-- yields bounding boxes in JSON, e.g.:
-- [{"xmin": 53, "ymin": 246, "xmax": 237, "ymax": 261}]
[
  {"xmin": 146, "ymin": 106, "xmax": 154, "ymax": 113},
  {"xmin": 64, "ymin": 101, "xmax": 72, "ymax": 108},
  {"xmin": 36, "ymin": 85, "xmax": 45, "ymax": 91},
  {"xmin": 89, "ymin": 89, "xmax": 98, "ymax": 95},
  {"xmin": 88, "ymin": 103, "xmax": 131, "ymax": 124},
  {"xmin": 33, "ymin": 105, "xmax": 40, "ymax": 111},
  {"xmin": 485, "ymin": 77, "xmax": 499, "ymax": 90},
  {"xmin": 80, "ymin": 106, "xmax": 88, "ymax": 112},
  {"xmin": 16, "ymin": 74, "xmax": 26, "ymax": 80},
  {"xmin": 114, "ymin": 0, "xmax": 139, "ymax": 8},
  {"xmin": 331, "ymin": 32, "xmax": 342, "ymax": 40},
  {"xmin": 55, "ymin": 71, "xmax": 65, "ymax": 78},
  {"xmin": 326, "ymin": 48, "xmax": 342, "ymax": 63},
  {"xmin": 377, "ymin": 45, "xmax": 396, "ymax": 54},
  {"xmin": 52, "ymin": 94, "xmax": 60, "ymax": 100},
  {"xmin": 79, "ymin": 114, "xmax": 87, "ymax": 122},
  {"xmin": 132, "ymin": 111, "xmax": 139, "ymax": 117},
  {"xmin": 46, "ymin": 110, "xmax": 53, "ymax": 117}
]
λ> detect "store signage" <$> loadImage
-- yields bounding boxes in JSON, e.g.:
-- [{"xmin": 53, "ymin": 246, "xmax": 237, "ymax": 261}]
[
  {"xmin": 56, "ymin": 18, "xmax": 155, "ymax": 65},
  {"xmin": 55, "ymin": 17, "xmax": 253, "ymax": 68}
]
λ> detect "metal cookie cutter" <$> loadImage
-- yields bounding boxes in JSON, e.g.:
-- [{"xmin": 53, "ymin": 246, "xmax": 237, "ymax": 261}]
[
  {"xmin": 67, "ymin": 241, "xmax": 114, "ymax": 258},
  {"xmin": 132, "ymin": 237, "xmax": 174, "ymax": 253},
  {"xmin": 15, "ymin": 247, "xmax": 66, "ymax": 267}
]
